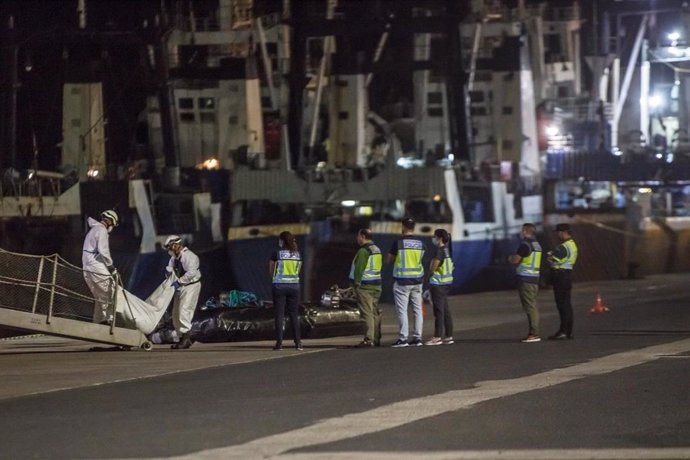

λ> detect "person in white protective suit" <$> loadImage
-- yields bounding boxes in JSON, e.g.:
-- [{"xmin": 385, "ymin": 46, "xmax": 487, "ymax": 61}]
[
  {"xmin": 164, "ymin": 235, "xmax": 202, "ymax": 349},
  {"xmin": 82, "ymin": 210, "xmax": 119, "ymax": 324}
]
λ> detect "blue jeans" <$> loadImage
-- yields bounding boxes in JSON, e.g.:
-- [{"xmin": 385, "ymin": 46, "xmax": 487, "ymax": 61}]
[{"xmin": 393, "ymin": 282, "xmax": 423, "ymax": 340}]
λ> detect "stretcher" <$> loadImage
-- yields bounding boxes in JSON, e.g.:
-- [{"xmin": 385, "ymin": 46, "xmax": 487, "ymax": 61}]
[{"xmin": 0, "ymin": 248, "xmax": 174, "ymax": 351}]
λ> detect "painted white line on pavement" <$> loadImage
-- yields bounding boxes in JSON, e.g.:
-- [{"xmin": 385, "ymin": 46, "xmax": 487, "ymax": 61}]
[
  {"xmin": 276, "ymin": 448, "xmax": 690, "ymax": 460},
  {"xmin": 174, "ymin": 338, "xmax": 690, "ymax": 460},
  {"xmin": 2, "ymin": 348, "xmax": 328, "ymax": 401}
]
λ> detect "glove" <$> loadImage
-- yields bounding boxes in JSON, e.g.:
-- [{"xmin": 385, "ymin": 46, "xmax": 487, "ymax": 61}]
[{"xmin": 172, "ymin": 281, "xmax": 181, "ymax": 290}]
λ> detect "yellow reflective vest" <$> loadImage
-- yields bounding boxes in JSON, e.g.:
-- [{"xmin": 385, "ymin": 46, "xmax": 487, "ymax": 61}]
[{"xmin": 272, "ymin": 250, "xmax": 301, "ymax": 284}]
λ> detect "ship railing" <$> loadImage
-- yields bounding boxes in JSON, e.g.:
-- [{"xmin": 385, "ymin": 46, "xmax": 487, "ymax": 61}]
[
  {"xmin": 477, "ymin": 5, "xmax": 579, "ymax": 22},
  {"xmin": 0, "ymin": 248, "xmax": 151, "ymax": 349},
  {"xmin": 168, "ymin": 46, "xmax": 253, "ymax": 68},
  {"xmin": 0, "ymin": 248, "xmax": 116, "ymax": 329},
  {"xmin": 172, "ymin": 15, "xmax": 221, "ymax": 32},
  {"xmin": 552, "ymin": 99, "xmax": 613, "ymax": 122},
  {"xmin": 0, "ymin": 169, "xmax": 63, "ymax": 199}
]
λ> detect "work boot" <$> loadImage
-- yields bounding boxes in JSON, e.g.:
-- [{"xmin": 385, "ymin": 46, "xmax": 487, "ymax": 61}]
[{"xmin": 171, "ymin": 333, "xmax": 193, "ymax": 349}]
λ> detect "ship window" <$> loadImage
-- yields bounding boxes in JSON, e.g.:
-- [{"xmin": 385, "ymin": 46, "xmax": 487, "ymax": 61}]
[
  {"xmin": 198, "ymin": 97, "xmax": 215, "ymax": 109},
  {"xmin": 475, "ymin": 71, "xmax": 492, "ymax": 82},
  {"xmin": 178, "ymin": 98, "xmax": 194, "ymax": 109},
  {"xmin": 469, "ymin": 90, "xmax": 484, "ymax": 103},
  {"xmin": 502, "ymin": 139, "xmax": 513, "ymax": 150},
  {"xmin": 239, "ymin": 200, "xmax": 303, "ymax": 226},
  {"xmin": 180, "ymin": 112, "xmax": 195, "ymax": 122},
  {"xmin": 229, "ymin": 115, "xmax": 238, "ymax": 125},
  {"xmin": 428, "ymin": 107, "xmax": 444, "ymax": 117},
  {"xmin": 459, "ymin": 184, "xmax": 494, "ymax": 223},
  {"xmin": 551, "ymin": 180, "xmax": 617, "ymax": 211},
  {"xmin": 470, "ymin": 107, "xmax": 487, "ymax": 116},
  {"xmin": 405, "ymin": 199, "xmax": 453, "ymax": 224},
  {"xmin": 545, "ymin": 33, "xmax": 562, "ymax": 56},
  {"xmin": 502, "ymin": 106, "xmax": 513, "ymax": 115},
  {"xmin": 71, "ymin": 119, "xmax": 81, "ymax": 127},
  {"xmin": 200, "ymin": 112, "xmax": 216, "ymax": 123},
  {"xmin": 427, "ymin": 92, "xmax": 443, "ymax": 104},
  {"xmin": 338, "ymin": 111, "xmax": 349, "ymax": 120},
  {"xmin": 261, "ymin": 96, "xmax": 272, "ymax": 108}
]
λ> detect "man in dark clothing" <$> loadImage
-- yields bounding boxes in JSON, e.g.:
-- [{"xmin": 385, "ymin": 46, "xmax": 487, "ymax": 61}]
[{"xmin": 547, "ymin": 223, "xmax": 578, "ymax": 339}]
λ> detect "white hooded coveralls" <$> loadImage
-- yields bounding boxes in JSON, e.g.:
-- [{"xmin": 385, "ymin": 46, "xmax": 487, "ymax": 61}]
[
  {"xmin": 167, "ymin": 247, "xmax": 201, "ymax": 334},
  {"xmin": 82, "ymin": 217, "xmax": 116, "ymax": 323}
]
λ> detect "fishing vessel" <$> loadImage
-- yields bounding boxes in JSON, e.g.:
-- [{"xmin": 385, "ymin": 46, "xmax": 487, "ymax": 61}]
[{"xmin": 2, "ymin": 0, "xmax": 689, "ymax": 306}]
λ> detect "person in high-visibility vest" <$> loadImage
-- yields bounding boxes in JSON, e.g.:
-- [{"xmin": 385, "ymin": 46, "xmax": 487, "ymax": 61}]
[
  {"xmin": 269, "ymin": 231, "xmax": 303, "ymax": 351},
  {"xmin": 508, "ymin": 223, "xmax": 542, "ymax": 343},
  {"xmin": 424, "ymin": 228, "xmax": 455, "ymax": 346},
  {"xmin": 386, "ymin": 217, "xmax": 425, "ymax": 347},
  {"xmin": 349, "ymin": 228, "xmax": 383, "ymax": 347},
  {"xmin": 547, "ymin": 223, "xmax": 578, "ymax": 340}
]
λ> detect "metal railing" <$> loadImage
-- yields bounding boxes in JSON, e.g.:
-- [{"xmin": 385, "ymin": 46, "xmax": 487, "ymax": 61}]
[{"xmin": 0, "ymin": 249, "xmax": 117, "ymax": 326}]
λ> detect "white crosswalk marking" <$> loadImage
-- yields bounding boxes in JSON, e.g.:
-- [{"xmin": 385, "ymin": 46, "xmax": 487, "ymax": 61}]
[{"xmin": 171, "ymin": 338, "xmax": 690, "ymax": 460}]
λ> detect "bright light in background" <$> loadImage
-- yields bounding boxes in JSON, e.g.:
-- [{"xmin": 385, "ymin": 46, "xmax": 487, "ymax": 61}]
[
  {"xmin": 197, "ymin": 157, "xmax": 220, "ymax": 170},
  {"xmin": 341, "ymin": 200, "xmax": 356, "ymax": 207},
  {"xmin": 648, "ymin": 93, "xmax": 664, "ymax": 110},
  {"xmin": 357, "ymin": 206, "xmax": 373, "ymax": 216},
  {"xmin": 432, "ymin": 194, "xmax": 442, "ymax": 202},
  {"xmin": 668, "ymin": 31, "xmax": 681, "ymax": 43},
  {"xmin": 546, "ymin": 125, "xmax": 560, "ymax": 137},
  {"xmin": 638, "ymin": 187, "xmax": 653, "ymax": 194},
  {"xmin": 612, "ymin": 147, "xmax": 623, "ymax": 157},
  {"xmin": 655, "ymin": 153, "xmax": 663, "ymax": 159},
  {"xmin": 87, "ymin": 168, "xmax": 99, "ymax": 178}
]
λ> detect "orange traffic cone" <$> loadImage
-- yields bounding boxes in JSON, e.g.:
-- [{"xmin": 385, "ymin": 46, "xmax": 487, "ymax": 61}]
[{"xmin": 590, "ymin": 292, "xmax": 610, "ymax": 314}]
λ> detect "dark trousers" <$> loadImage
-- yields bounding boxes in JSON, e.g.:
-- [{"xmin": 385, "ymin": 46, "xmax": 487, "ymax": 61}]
[
  {"xmin": 273, "ymin": 284, "xmax": 301, "ymax": 345},
  {"xmin": 552, "ymin": 269, "xmax": 573, "ymax": 336},
  {"xmin": 430, "ymin": 284, "xmax": 453, "ymax": 338}
]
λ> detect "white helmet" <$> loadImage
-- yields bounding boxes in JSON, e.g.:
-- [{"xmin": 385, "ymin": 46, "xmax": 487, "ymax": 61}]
[
  {"xmin": 164, "ymin": 235, "xmax": 182, "ymax": 249},
  {"xmin": 101, "ymin": 210, "xmax": 119, "ymax": 227}
]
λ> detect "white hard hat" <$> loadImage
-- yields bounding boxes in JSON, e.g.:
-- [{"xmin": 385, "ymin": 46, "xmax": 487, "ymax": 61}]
[
  {"xmin": 164, "ymin": 235, "xmax": 182, "ymax": 249},
  {"xmin": 101, "ymin": 210, "xmax": 119, "ymax": 227}
]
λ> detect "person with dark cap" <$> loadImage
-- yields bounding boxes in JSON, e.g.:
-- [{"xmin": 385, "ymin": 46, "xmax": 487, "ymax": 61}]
[
  {"xmin": 547, "ymin": 223, "xmax": 578, "ymax": 339},
  {"xmin": 508, "ymin": 223, "xmax": 542, "ymax": 343},
  {"xmin": 349, "ymin": 228, "xmax": 383, "ymax": 347},
  {"xmin": 386, "ymin": 217, "xmax": 425, "ymax": 347}
]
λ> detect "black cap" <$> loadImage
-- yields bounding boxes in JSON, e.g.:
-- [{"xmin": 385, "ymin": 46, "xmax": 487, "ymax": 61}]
[
  {"xmin": 401, "ymin": 217, "xmax": 416, "ymax": 229},
  {"xmin": 555, "ymin": 223, "xmax": 571, "ymax": 232}
]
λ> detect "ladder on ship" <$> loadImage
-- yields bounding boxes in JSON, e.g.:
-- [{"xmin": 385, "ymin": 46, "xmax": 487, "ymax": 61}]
[{"xmin": 0, "ymin": 248, "xmax": 152, "ymax": 350}]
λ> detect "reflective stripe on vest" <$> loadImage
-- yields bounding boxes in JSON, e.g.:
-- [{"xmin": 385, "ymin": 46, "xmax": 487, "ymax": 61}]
[
  {"xmin": 349, "ymin": 243, "xmax": 382, "ymax": 284},
  {"xmin": 552, "ymin": 239, "xmax": 578, "ymax": 270},
  {"xmin": 430, "ymin": 246, "xmax": 454, "ymax": 285},
  {"xmin": 273, "ymin": 250, "xmax": 301, "ymax": 284},
  {"xmin": 516, "ymin": 239, "xmax": 542, "ymax": 278},
  {"xmin": 393, "ymin": 238, "xmax": 424, "ymax": 279}
]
